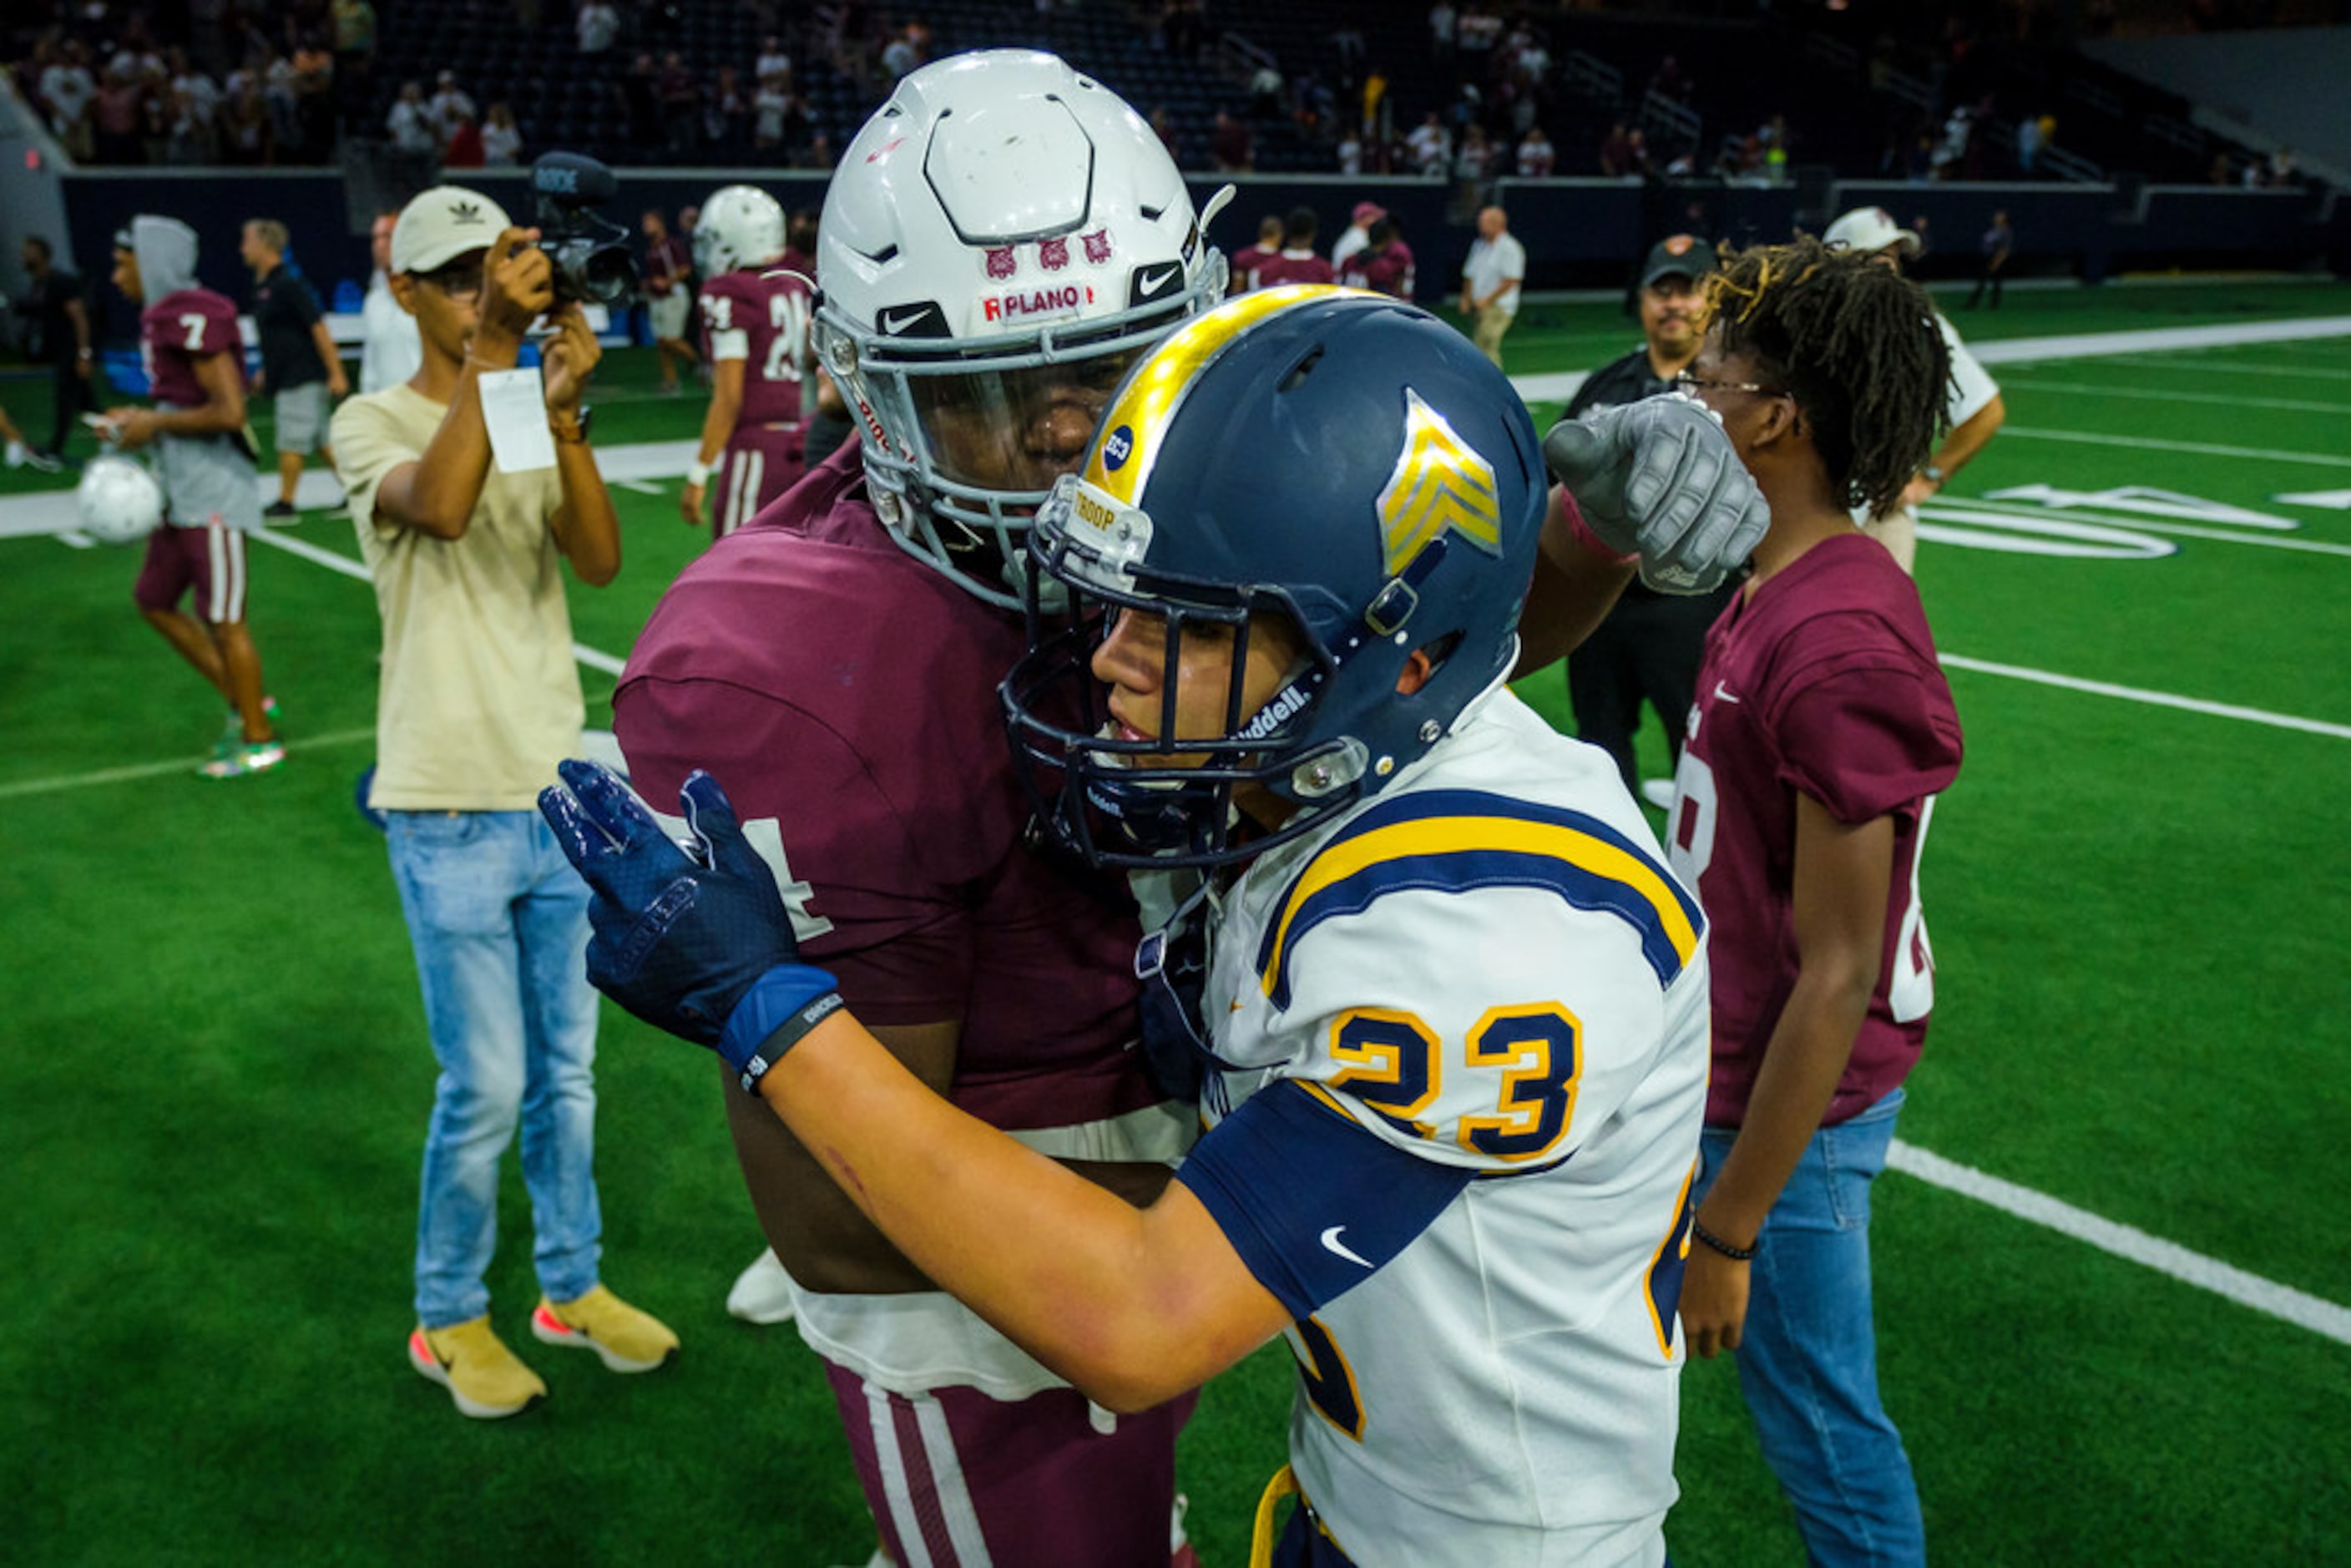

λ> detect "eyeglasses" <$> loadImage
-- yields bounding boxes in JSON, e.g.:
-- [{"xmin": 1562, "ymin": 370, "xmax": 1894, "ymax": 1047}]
[
  {"xmin": 1673, "ymin": 370, "xmax": 1779, "ymax": 398},
  {"xmin": 418, "ymin": 266, "xmax": 485, "ymax": 305}
]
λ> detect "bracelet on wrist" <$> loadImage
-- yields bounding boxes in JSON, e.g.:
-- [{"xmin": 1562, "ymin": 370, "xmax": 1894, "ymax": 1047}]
[
  {"xmin": 720, "ymin": 964, "xmax": 847, "ymax": 1094},
  {"xmin": 1691, "ymin": 1217, "xmax": 1760, "ymax": 1262}
]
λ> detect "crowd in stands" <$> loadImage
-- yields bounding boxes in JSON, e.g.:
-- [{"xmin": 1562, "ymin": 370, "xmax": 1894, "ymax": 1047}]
[{"xmin": 0, "ymin": 0, "xmax": 2323, "ymax": 195}]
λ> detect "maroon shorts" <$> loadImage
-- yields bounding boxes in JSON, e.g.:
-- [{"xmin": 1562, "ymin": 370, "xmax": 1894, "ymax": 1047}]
[
  {"xmin": 133, "ymin": 521, "xmax": 249, "ymax": 623},
  {"xmin": 822, "ymin": 1358, "xmax": 1196, "ymax": 1568},
  {"xmin": 713, "ymin": 423, "xmax": 804, "ymax": 539}
]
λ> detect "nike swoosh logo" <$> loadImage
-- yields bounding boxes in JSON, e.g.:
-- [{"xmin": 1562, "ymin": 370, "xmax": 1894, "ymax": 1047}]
[
  {"xmin": 1136, "ymin": 265, "xmax": 1179, "ymax": 296},
  {"xmin": 879, "ymin": 306, "xmax": 928, "ymax": 334},
  {"xmin": 1319, "ymin": 1226, "xmax": 1373, "ymax": 1269},
  {"xmin": 1713, "ymin": 681, "xmax": 1742, "ymax": 704}
]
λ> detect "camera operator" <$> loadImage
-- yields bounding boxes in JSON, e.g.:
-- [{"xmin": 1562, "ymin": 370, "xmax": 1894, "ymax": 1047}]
[{"xmin": 330, "ymin": 185, "xmax": 670, "ymax": 1419}]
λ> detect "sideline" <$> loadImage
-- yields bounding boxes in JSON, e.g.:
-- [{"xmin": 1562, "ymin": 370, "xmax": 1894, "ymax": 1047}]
[{"xmin": 1505, "ymin": 312, "xmax": 2351, "ymax": 404}]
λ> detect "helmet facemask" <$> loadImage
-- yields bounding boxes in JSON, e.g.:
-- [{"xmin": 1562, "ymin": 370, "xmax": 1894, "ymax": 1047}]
[
  {"xmin": 1003, "ymin": 478, "xmax": 1368, "ymax": 872},
  {"xmin": 814, "ymin": 49, "xmax": 1231, "ymax": 610}
]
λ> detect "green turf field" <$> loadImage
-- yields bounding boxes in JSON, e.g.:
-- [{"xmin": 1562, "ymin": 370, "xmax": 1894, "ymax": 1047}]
[{"xmin": 3, "ymin": 278, "xmax": 2347, "ymax": 1565}]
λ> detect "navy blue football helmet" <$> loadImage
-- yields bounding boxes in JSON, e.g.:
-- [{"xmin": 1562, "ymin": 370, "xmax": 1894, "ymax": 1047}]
[{"xmin": 1000, "ymin": 286, "xmax": 1547, "ymax": 870}]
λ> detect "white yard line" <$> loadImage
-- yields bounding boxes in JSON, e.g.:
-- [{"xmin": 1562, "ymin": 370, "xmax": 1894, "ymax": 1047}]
[
  {"xmin": 1888, "ymin": 1142, "xmax": 2351, "ymax": 1346},
  {"xmin": 0, "ymin": 726, "xmax": 378, "ymax": 799},
  {"xmin": 1994, "ymin": 378, "xmax": 2351, "ymax": 416},
  {"xmin": 1938, "ymin": 653, "xmax": 2351, "ymax": 737},
  {"xmin": 2100, "ymin": 354, "xmax": 2351, "ymax": 382},
  {"xmin": 1997, "ymin": 427, "xmax": 2351, "ymax": 468}
]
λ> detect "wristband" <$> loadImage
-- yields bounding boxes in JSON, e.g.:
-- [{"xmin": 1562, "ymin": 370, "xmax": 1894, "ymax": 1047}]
[
  {"xmin": 685, "ymin": 458, "xmax": 712, "ymax": 488},
  {"xmin": 718, "ymin": 963, "xmax": 846, "ymax": 1094},
  {"xmin": 1565, "ymin": 495, "xmax": 1639, "ymax": 567},
  {"xmin": 1691, "ymin": 1217, "xmax": 1760, "ymax": 1262}
]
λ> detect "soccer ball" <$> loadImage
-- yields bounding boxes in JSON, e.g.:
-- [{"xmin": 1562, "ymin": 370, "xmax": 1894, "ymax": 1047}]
[{"xmin": 74, "ymin": 455, "xmax": 165, "ymax": 546}]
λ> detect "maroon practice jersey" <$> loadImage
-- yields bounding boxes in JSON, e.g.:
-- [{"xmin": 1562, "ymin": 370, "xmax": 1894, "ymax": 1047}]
[
  {"xmin": 1228, "ymin": 242, "xmax": 1278, "ymax": 293},
  {"xmin": 140, "ymin": 286, "xmax": 241, "ymax": 407},
  {"xmin": 614, "ymin": 448, "xmax": 1160, "ymax": 1130},
  {"xmin": 1252, "ymin": 250, "xmax": 1336, "ymax": 289},
  {"xmin": 1665, "ymin": 533, "xmax": 1963, "ymax": 1128},
  {"xmin": 1340, "ymin": 241, "xmax": 1416, "ymax": 301},
  {"xmin": 698, "ymin": 267, "xmax": 811, "ymax": 428}
]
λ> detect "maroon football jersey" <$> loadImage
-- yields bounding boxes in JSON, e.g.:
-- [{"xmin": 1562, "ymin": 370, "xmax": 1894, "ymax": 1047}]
[
  {"xmin": 1229, "ymin": 243, "xmax": 1278, "ymax": 293},
  {"xmin": 698, "ymin": 268, "xmax": 811, "ymax": 428},
  {"xmin": 1666, "ymin": 533, "xmax": 1963, "ymax": 1128},
  {"xmin": 1340, "ymin": 241, "xmax": 1416, "ymax": 301},
  {"xmin": 140, "ymin": 286, "xmax": 241, "ymax": 407},
  {"xmin": 1252, "ymin": 250, "xmax": 1336, "ymax": 289},
  {"xmin": 615, "ymin": 448, "xmax": 1160, "ymax": 1131}
]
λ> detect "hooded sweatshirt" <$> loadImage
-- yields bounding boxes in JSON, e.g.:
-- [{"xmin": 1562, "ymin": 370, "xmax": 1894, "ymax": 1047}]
[{"xmin": 128, "ymin": 214, "xmax": 260, "ymax": 530}]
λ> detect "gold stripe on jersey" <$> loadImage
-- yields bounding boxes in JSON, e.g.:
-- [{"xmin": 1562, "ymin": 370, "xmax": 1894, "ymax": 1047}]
[{"xmin": 1257, "ymin": 795, "xmax": 1702, "ymax": 1008}]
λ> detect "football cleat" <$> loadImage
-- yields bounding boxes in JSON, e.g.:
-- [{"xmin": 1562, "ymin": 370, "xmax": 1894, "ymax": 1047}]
[
  {"xmin": 198, "ymin": 739, "xmax": 286, "ymax": 780},
  {"xmin": 531, "ymin": 1286, "xmax": 679, "ymax": 1373},
  {"xmin": 408, "ymin": 1318, "xmax": 548, "ymax": 1419}
]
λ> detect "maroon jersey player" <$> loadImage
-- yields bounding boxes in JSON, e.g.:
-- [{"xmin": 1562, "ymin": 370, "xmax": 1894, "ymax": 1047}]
[
  {"xmin": 614, "ymin": 57, "xmax": 1226, "ymax": 1567},
  {"xmin": 681, "ymin": 185, "xmax": 814, "ymax": 539},
  {"xmin": 1663, "ymin": 238, "xmax": 1960, "ymax": 1565},
  {"xmin": 99, "ymin": 215, "xmax": 284, "ymax": 778},
  {"xmin": 1251, "ymin": 206, "xmax": 1336, "ymax": 288}
]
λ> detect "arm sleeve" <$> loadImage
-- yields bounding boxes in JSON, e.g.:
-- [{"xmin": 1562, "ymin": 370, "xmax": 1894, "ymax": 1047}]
[
  {"xmin": 288, "ymin": 278, "xmax": 323, "ymax": 328},
  {"xmin": 1174, "ymin": 1080, "xmax": 1473, "ymax": 1318}
]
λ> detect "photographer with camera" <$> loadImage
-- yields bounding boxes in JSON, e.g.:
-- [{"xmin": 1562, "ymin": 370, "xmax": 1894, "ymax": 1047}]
[{"xmin": 330, "ymin": 185, "xmax": 671, "ymax": 1420}]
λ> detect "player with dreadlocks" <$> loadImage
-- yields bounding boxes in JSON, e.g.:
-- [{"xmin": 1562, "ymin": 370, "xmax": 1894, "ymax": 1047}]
[{"xmin": 1649, "ymin": 236, "xmax": 1964, "ymax": 1567}]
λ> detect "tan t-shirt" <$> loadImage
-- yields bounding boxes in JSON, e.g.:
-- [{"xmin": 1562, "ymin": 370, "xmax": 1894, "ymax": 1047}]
[{"xmin": 331, "ymin": 382, "xmax": 583, "ymax": 812}]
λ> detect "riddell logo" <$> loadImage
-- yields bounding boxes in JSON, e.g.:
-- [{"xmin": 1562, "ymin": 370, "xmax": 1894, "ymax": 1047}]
[{"xmin": 983, "ymin": 286, "xmax": 1092, "ymax": 322}]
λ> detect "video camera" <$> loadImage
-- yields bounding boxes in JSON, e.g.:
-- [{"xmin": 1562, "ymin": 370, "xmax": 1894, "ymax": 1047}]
[{"xmin": 529, "ymin": 151, "xmax": 637, "ymax": 306}]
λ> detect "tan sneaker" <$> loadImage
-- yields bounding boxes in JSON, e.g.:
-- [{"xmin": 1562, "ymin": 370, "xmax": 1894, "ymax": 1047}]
[
  {"xmin": 531, "ymin": 1285, "xmax": 680, "ymax": 1373},
  {"xmin": 407, "ymin": 1317, "xmax": 547, "ymax": 1419}
]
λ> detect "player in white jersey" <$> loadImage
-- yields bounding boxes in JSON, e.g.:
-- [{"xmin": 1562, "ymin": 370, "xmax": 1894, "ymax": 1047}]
[{"xmin": 543, "ymin": 291, "xmax": 1713, "ymax": 1565}]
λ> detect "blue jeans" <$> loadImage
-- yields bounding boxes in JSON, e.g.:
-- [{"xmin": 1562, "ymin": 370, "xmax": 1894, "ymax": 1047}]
[
  {"xmin": 1696, "ymin": 1087, "xmax": 1924, "ymax": 1567},
  {"xmin": 388, "ymin": 810, "xmax": 603, "ymax": 1328}
]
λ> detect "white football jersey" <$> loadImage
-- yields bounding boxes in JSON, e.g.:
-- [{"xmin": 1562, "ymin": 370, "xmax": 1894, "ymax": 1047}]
[{"xmin": 1174, "ymin": 685, "xmax": 1711, "ymax": 1567}]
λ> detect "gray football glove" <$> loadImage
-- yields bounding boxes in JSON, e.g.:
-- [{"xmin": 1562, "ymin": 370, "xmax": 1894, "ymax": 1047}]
[{"xmin": 1543, "ymin": 392, "xmax": 1770, "ymax": 594}]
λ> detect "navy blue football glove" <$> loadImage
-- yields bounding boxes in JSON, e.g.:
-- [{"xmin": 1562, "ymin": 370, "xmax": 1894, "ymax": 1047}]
[
  {"xmin": 539, "ymin": 759, "xmax": 844, "ymax": 1092},
  {"xmin": 1544, "ymin": 392, "xmax": 1770, "ymax": 595}
]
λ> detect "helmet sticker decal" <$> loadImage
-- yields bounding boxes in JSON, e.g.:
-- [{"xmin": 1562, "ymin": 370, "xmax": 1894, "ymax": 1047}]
[{"xmin": 1378, "ymin": 388, "xmax": 1502, "ymax": 575}]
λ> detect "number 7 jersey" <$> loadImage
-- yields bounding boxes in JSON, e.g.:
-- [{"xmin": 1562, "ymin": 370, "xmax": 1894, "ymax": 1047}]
[{"xmin": 1170, "ymin": 686, "xmax": 1711, "ymax": 1567}]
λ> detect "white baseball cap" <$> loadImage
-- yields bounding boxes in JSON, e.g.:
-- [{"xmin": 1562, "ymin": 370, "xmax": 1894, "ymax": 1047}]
[
  {"xmin": 390, "ymin": 185, "xmax": 513, "ymax": 275},
  {"xmin": 1822, "ymin": 205, "xmax": 1921, "ymax": 258}
]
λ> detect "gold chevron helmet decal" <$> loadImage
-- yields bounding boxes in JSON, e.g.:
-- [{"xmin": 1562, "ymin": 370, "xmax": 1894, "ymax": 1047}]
[{"xmin": 1376, "ymin": 387, "xmax": 1503, "ymax": 576}]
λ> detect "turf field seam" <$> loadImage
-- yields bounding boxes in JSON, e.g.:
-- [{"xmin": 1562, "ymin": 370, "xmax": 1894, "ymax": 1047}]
[
  {"xmin": 1939, "ymin": 654, "xmax": 2351, "ymax": 738},
  {"xmin": 2100, "ymin": 355, "xmax": 2351, "ymax": 382},
  {"xmin": 1889, "ymin": 1141, "xmax": 2351, "ymax": 1346},
  {"xmin": 0, "ymin": 726, "xmax": 377, "ymax": 798}
]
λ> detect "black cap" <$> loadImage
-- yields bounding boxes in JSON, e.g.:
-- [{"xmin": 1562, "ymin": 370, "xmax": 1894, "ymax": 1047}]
[{"xmin": 1640, "ymin": 233, "xmax": 1716, "ymax": 291}]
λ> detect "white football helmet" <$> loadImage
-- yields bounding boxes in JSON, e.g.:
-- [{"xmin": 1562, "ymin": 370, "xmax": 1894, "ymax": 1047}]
[
  {"xmin": 695, "ymin": 184, "xmax": 788, "ymax": 276},
  {"xmin": 74, "ymin": 454, "xmax": 165, "ymax": 545},
  {"xmin": 815, "ymin": 49, "xmax": 1231, "ymax": 608}
]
